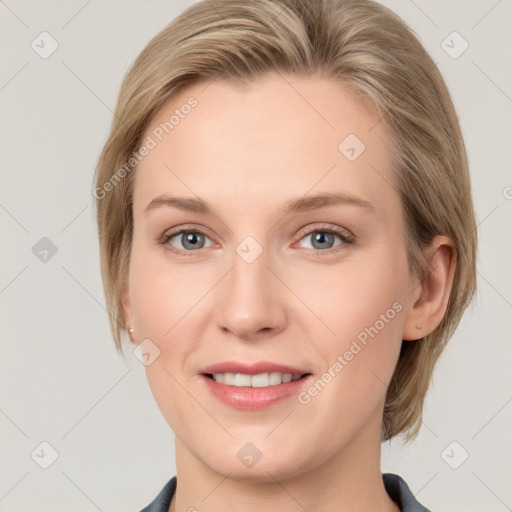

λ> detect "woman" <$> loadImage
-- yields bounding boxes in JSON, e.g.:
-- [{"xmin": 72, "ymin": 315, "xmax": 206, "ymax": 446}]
[{"xmin": 93, "ymin": 0, "xmax": 477, "ymax": 510}]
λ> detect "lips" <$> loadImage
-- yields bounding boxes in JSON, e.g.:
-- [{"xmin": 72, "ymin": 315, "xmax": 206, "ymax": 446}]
[
  {"xmin": 201, "ymin": 371, "xmax": 314, "ymax": 410},
  {"xmin": 199, "ymin": 361, "xmax": 311, "ymax": 377}
]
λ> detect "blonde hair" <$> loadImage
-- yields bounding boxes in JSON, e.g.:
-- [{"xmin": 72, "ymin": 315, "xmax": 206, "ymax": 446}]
[{"xmin": 94, "ymin": 0, "xmax": 477, "ymax": 441}]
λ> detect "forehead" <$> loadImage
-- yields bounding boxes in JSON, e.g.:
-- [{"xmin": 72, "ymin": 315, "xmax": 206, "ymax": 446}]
[{"xmin": 134, "ymin": 74, "xmax": 398, "ymax": 219}]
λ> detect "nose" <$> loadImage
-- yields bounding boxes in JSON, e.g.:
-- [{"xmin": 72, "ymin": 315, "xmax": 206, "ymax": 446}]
[{"xmin": 215, "ymin": 245, "xmax": 287, "ymax": 341}]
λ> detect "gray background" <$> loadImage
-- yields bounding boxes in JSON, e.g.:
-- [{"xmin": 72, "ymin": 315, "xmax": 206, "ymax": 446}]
[{"xmin": 0, "ymin": 0, "xmax": 511, "ymax": 510}]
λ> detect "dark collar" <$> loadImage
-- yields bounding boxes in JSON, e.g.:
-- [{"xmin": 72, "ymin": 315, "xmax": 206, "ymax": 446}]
[{"xmin": 140, "ymin": 473, "xmax": 431, "ymax": 511}]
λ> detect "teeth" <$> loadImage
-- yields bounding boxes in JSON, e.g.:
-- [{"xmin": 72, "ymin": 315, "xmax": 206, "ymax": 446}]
[{"xmin": 211, "ymin": 372, "xmax": 302, "ymax": 387}]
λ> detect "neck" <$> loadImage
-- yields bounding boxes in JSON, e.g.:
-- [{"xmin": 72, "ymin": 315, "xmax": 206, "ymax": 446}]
[{"xmin": 171, "ymin": 410, "xmax": 399, "ymax": 512}]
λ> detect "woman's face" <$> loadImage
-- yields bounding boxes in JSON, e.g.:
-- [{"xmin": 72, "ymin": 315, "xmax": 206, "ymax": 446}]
[{"xmin": 125, "ymin": 74, "xmax": 416, "ymax": 480}]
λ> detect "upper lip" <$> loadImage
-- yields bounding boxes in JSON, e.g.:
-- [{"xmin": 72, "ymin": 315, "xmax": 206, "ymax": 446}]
[{"xmin": 200, "ymin": 361, "xmax": 311, "ymax": 376}]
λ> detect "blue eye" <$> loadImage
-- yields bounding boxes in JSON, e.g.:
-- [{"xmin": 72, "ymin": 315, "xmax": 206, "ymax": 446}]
[
  {"xmin": 164, "ymin": 229, "xmax": 213, "ymax": 252},
  {"xmin": 297, "ymin": 228, "xmax": 352, "ymax": 252},
  {"xmin": 161, "ymin": 224, "xmax": 354, "ymax": 256},
  {"xmin": 303, "ymin": 231, "xmax": 337, "ymax": 250}
]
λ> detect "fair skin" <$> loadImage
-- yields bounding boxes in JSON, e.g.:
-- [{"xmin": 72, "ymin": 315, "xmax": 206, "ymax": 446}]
[{"xmin": 123, "ymin": 74, "xmax": 455, "ymax": 512}]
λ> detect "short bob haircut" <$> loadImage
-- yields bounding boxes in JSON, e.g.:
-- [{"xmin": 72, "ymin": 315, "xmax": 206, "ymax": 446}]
[{"xmin": 93, "ymin": 0, "xmax": 477, "ymax": 441}]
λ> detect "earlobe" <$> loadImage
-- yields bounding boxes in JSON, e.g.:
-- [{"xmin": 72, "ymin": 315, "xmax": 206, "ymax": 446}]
[{"xmin": 402, "ymin": 236, "xmax": 456, "ymax": 341}]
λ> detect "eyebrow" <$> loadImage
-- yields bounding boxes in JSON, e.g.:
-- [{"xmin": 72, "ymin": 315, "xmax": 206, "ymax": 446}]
[{"xmin": 143, "ymin": 192, "xmax": 374, "ymax": 215}]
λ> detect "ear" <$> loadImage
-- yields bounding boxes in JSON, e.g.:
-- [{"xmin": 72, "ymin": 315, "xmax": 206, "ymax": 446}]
[
  {"xmin": 402, "ymin": 235, "xmax": 456, "ymax": 341},
  {"xmin": 121, "ymin": 285, "xmax": 137, "ymax": 345}
]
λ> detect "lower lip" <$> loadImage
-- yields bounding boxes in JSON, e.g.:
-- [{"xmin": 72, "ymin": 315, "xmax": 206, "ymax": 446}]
[{"xmin": 201, "ymin": 374, "xmax": 312, "ymax": 410}]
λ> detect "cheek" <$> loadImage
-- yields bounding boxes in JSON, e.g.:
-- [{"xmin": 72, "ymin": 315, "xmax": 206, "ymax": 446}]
[
  {"xmin": 128, "ymin": 247, "xmax": 205, "ymax": 431},
  {"xmin": 300, "ymin": 249, "xmax": 407, "ymax": 399},
  {"xmin": 128, "ymin": 245, "xmax": 205, "ymax": 338},
  {"xmin": 128, "ymin": 244, "xmax": 222, "ymax": 389},
  {"xmin": 303, "ymin": 249, "xmax": 407, "ymax": 342},
  {"xmin": 291, "ymin": 270, "xmax": 405, "ymax": 447}
]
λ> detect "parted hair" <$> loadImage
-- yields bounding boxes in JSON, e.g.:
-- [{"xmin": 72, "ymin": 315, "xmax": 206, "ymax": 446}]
[{"xmin": 94, "ymin": 0, "xmax": 477, "ymax": 441}]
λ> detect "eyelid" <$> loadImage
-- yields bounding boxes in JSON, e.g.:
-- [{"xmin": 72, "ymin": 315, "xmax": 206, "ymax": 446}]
[
  {"xmin": 295, "ymin": 223, "xmax": 355, "ymax": 242},
  {"xmin": 291, "ymin": 223, "xmax": 355, "ymax": 256},
  {"xmin": 161, "ymin": 223, "xmax": 213, "ymax": 240},
  {"xmin": 161, "ymin": 222, "xmax": 355, "ymax": 255},
  {"xmin": 160, "ymin": 224, "xmax": 216, "ymax": 255}
]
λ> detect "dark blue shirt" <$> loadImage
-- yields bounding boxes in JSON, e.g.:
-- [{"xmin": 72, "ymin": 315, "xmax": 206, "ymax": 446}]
[{"xmin": 140, "ymin": 473, "xmax": 431, "ymax": 511}]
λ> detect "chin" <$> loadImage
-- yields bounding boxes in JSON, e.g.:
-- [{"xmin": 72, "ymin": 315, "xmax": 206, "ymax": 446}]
[{"xmin": 197, "ymin": 441, "xmax": 313, "ymax": 483}]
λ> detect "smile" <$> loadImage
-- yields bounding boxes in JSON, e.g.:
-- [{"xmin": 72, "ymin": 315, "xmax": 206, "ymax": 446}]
[
  {"xmin": 205, "ymin": 372, "xmax": 306, "ymax": 387},
  {"xmin": 201, "ymin": 373, "xmax": 313, "ymax": 410}
]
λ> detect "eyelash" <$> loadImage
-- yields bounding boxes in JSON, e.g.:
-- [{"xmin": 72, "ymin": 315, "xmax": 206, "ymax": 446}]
[{"xmin": 160, "ymin": 223, "xmax": 355, "ymax": 257}]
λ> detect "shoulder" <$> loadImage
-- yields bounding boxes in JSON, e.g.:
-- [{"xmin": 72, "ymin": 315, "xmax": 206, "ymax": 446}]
[
  {"xmin": 139, "ymin": 476, "xmax": 177, "ymax": 512},
  {"xmin": 383, "ymin": 473, "xmax": 432, "ymax": 512}
]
